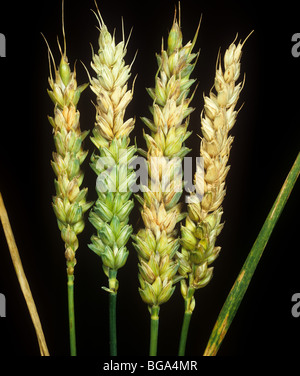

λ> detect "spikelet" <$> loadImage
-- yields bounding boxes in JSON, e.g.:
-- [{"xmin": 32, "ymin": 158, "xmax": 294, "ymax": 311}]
[
  {"xmin": 88, "ymin": 6, "xmax": 136, "ymax": 293},
  {"xmin": 179, "ymin": 37, "xmax": 246, "ymax": 312},
  {"xmin": 46, "ymin": 32, "xmax": 92, "ymax": 277},
  {"xmin": 132, "ymin": 11, "xmax": 199, "ymax": 310}
]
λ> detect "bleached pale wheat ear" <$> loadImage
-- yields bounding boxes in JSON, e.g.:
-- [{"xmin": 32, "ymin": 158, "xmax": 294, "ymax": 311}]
[{"xmin": 178, "ymin": 31, "xmax": 253, "ymax": 355}]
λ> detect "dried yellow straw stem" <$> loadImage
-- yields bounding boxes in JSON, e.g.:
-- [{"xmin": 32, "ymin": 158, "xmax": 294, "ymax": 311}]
[{"xmin": 0, "ymin": 193, "xmax": 49, "ymax": 356}]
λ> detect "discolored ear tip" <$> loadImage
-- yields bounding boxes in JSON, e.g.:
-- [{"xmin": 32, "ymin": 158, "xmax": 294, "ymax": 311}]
[
  {"xmin": 59, "ymin": 55, "xmax": 71, "ymax": 86},
  {"xmin": 167, "ymin": 17, "xmax": 183, "ymax": 55}
]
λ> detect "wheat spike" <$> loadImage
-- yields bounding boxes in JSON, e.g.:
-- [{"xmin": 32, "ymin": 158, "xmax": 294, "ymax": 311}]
[
  {"xmin": 179, "ymin": 37, "xmax": 246, "ymax": 312},
  {"xmin": 132, "ymin": 11, "xmax": 199, "ymax": 309},
  {"xmin": 45, "ymin": 31, "xmax": 92, "ymax": 277},
  {"xmin": 88, "ymin": 4, "xmax": 136, "ymax": 293}
]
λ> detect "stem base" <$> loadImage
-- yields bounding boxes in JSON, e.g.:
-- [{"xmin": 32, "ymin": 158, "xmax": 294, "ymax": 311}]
[
  {"xmin": 149, "ymin": 305, "xmax": 160, "ymax": 356},
  {"xmin": 67, "ymin": 274, "xmax": 76, "ymax": 356}
]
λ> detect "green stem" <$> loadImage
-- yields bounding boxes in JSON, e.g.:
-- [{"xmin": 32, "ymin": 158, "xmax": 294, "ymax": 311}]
[
  {"xmin": 178, "ymin": 311, "xmax": 192, "ymax": 356},
  {"xmin": 109, "ymin": 269, "xmax": 118, "ymax": 356},
  {"xmin": 204, "ymin": 152, "xmax": 300, "ymax": 356},
  {"xmin": 149, "ymin": 305, "xmax": 160, "ymax": 356},
  {"xmin": 67, "ymin": 273, "xmax": 76, "ymax": 356},
  {"xmin": 178, "ymin": 287, "xmax": 195, "ymax": 356},
  {"xmin": 109, "ymin": 292, "xmax": 117, "ymax": 356}
]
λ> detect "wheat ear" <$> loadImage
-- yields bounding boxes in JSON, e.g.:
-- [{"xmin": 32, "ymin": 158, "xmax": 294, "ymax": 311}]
[
  {"xmin": 178, "ymin": 37, "xmax": 246, "ymax": 355},
  {"xmin": 45, "ymin": 17, "xmax": 92, "ymax": 355},
  {"xmin": 132, "ymin": 10, "xmax": 199, "ymax": 355},
  {"xmin": 87, "ymin": 3, "xmax": 136, "ymax": 356}
]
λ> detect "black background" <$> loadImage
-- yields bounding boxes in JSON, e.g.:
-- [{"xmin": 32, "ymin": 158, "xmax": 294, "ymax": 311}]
[{"xmin": 0, "ymin": 0, "xmax": 299, "ymax": 362}]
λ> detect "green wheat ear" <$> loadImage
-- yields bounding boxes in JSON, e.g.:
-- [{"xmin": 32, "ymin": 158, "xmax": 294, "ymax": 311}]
[
  {"xmin": 46, "ymin": 41, "xmax": 92, "ymax": 276},
  {"xmin": 87, "ymin": 2, "xmax": 137, "ymax": 356},
  {"xmin": 44, "ymin": 2, "xmax": 93, "ymax": 355},
  {"xmin": 132, "ymin": 7, "xmax": 200, "ymax": 355},
  {"xmin": 88, "ymin": 4, "xmax": 136, "ymax": 293},
  {"xmin": 134, "ymin": 11, "xmax": 199, "ymax": 312}
]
